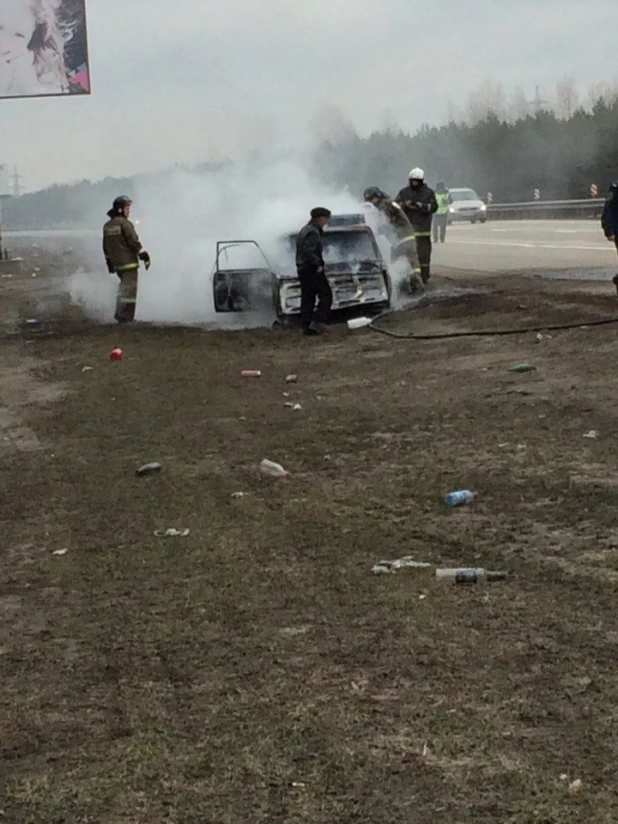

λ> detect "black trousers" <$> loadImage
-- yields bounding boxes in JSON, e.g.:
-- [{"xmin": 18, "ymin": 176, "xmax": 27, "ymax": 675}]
[
  {"xmin": 298, "ymin": 267, "xmax": 332, "ymax": 329},
  {"xmin": 433, "ymin": 214, "xmax": 448, "ymax": 243},
  {"xmin": 415, "ymin": 235, "xmax": 432, "ymax": 283}
]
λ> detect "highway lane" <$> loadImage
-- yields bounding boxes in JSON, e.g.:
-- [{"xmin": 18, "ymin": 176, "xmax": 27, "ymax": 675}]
[
  {"xmin": 5, "ymin": 219, "xmax": 617, "ymax": 277},
  {"xmin": 433, "ymin": 219, "xmax": 616, "ymax": 274}
]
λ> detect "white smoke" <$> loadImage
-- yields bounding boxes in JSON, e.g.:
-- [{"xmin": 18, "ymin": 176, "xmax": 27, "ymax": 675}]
[
  {"xmin": 68, "ymin": 159, "xmax": 365, "ymax": 326},
  {"xmin": 362, "ymin": 202, "xmax": 420, "ymax": 309}
]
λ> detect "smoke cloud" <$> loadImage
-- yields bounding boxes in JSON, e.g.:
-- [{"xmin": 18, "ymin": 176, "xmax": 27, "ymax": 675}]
[{"xmin": 68, "ymin": 159, "xmax": 392, "ymax": 327}]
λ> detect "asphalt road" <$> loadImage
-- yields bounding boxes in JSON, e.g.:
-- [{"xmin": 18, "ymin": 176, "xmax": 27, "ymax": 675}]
[
  {"xmin": 433, "ymin": 219, "xmax": 617, "ymax": 275},
  {"xmin": 5, "ymin": 219, "xmax": 618, "ymax": 278}
]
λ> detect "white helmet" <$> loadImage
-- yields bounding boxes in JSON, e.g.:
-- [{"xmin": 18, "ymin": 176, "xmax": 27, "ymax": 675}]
[{"xmin": 409, "ymin": 167, "xmax": 424, "ymax": 180}]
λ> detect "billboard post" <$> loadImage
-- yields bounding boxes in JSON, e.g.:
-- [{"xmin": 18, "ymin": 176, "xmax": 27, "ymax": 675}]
[
  {"xmin": 0, "ymin": 0, "xmax": 91, "ymax": 100},
  {"xmin": 0, "ymin": 164, "xmax": 8, "ymax": 259}
]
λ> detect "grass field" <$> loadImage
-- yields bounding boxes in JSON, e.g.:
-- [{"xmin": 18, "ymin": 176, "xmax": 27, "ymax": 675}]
[{"xmin": 2, "ymin": 250, "xmax": 618, "ymax": 822}]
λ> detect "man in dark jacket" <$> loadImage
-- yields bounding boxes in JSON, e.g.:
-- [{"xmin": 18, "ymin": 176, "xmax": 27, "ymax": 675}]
[
  {"xmin": 601, "ymin": 180, "xmax": 618, "ymax": 293},
  {"xmin": 295, "ymin": 206, "xmax": 332, "ymax": 335},
  {"xmin": 103, "ymin": 196, "xmax": 151, "ymax": 323},
  {"xmin": 395, "ymin": 168, "xmax": 438, "ymax": 283}
]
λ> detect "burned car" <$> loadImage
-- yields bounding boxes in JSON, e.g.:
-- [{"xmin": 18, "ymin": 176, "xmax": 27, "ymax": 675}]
[{"xmin": 212, "ymin": 214, "xmax": 391, "ymax": 322}]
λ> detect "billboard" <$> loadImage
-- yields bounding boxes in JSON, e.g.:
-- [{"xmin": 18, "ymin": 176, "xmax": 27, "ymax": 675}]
[{"xmin": 0, "ymin": 0, "xmax": 90, "ymax": 100}]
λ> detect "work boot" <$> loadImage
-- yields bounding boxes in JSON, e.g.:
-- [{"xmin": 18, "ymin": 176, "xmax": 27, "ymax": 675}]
[
  {"xmin": 302, "ymin": 326, "xmax": 321, "ymax": 336},
  {"xmin": 310, "ymin": 321, "xmax": 329, "ymax": 333},
  {"xmin": 613, "ymin": 274, "xmax": 618, "ymax": 295}
]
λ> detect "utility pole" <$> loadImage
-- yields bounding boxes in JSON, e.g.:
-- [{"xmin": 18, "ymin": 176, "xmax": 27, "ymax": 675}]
[
  {"xmin": 530, "ymin": 85, "xmax": 549, "ymax": 114},
  {"xmin": 11, "ymin": 167, "xmax": 23, "ymax": 197}
]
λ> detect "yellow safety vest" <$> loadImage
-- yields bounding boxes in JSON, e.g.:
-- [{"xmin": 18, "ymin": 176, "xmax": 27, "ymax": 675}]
[{"xmin": 436, "ymin": 192, "xmax": 449, "ymax": 215}]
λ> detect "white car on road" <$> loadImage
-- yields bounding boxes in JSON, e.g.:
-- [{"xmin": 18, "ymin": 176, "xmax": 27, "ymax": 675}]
[{"xmin": 447, "ymin": 187, "xmax": 487, "ymax": 224}]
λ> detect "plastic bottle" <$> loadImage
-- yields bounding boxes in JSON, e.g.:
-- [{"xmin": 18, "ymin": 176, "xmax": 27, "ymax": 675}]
[
  {"xmin": 260, "ymin": 459, "xmax": 290, "ymax": 478},
  {"xmin": 347, "ymin": 317, "xmax": 373, "ymax": 330},
  {"xmin": 444, "ymin": 489, "xmax": 475, "ymax": 507},
  {"xmin": 241, "ymin": 370, "xmax": 262, "ymax": 377},
  {"xmin": 136, "ymin": 462, "xmax": 162, "ymax": 476},
  {"xmin": 436, "ymin": 568, "xmax": 508, "ymax": 584}
]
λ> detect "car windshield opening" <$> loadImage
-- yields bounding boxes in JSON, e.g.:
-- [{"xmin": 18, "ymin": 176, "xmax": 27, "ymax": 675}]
[{"xmin": 322, "ymin": 231, "xmax": 377, "ymax": 263}]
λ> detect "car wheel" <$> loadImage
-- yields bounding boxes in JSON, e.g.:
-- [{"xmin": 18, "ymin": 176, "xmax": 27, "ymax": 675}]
[
  {"xmin": 480, "ymin": 217, "xmax": 487, "ymax": 224},
  {"xmin": 471, "ymin": 219, "xmax": 477, "ymax": 224}
]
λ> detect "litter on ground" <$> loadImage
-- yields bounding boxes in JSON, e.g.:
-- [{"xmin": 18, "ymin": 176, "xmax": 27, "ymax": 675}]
[{"xmin": 372, "ymin": 557, "xmax": 432, "ymax": 574}]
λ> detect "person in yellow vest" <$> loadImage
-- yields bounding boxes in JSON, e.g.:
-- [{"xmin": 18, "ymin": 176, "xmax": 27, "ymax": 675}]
[{"xmin": 433, "ymin": 182, "xmax": 450, "ymax": 243}]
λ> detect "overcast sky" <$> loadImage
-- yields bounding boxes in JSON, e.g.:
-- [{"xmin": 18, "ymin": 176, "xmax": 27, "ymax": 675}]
[{"xmin": 2, "ymin": 0, "xmax": 616, "ymax": 192}]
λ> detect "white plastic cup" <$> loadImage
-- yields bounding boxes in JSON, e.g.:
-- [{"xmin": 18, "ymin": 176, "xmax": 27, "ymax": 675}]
[{"xmin": 347, "ymin": 316, "xmax": 372, "ymax": 330}]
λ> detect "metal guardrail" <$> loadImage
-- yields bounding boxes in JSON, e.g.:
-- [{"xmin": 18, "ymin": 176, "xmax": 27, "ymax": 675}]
[{"xmin": 487, "ymin": 198, "xmax": 605, "ymax": 220}]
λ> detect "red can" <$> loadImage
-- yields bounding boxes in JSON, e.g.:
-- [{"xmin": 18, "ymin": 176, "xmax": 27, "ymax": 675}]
[{"xmin": 110, "ymin": 348, "xmax": 123, "ymax": 361}]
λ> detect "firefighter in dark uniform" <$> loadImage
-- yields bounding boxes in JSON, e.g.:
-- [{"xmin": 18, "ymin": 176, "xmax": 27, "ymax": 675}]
[
  {"xmin": 295, "ymin": 206, "xmax": 332, "ymax": 336},
  {"xmin": 601, "ymin": 180, "xmax": 618, "ymax": 293},
  {"xmin": 363, "ymin": 187, "xmax": 422, "ymax": 293},
  {"xmin": 103, "ymin": 196, "xmax": 151, "ymax": 323},
  {"xmin": 395, "ymin": 168, "xmax": 438, "ymax": 283},
  {"xmin": 433, "ymin": 181, "xmax": 450, "ymax": 243}
]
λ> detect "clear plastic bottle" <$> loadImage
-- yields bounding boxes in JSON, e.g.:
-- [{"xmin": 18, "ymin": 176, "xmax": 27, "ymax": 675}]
[
  {"xmin": 436, "ymin": 567, "xmax": 508, "ymax": 584},
  {"xmin": 136, "ymin": 462, "xmax": 162, "ymax": 476},
  {"xmin": 444, "ymin": 489, "xmax": 475, "ymax": 507},
  {"xmin": 260, "ymin": 459, "xmax": 290, "ymax": 478}
]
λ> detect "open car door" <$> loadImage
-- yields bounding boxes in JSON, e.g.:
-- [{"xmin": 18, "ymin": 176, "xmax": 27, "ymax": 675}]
[{"xmin": 212, "ymin": 240, "xmax": 278, "ymax": 313}]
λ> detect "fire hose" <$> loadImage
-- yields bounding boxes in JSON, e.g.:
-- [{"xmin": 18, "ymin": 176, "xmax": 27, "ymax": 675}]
[{"xmin": 367, "ymin": 306, "xmax": 618, "ymax": 341}]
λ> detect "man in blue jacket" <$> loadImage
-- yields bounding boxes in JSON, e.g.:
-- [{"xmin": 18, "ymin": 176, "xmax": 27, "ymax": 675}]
[{"xmin": 601, "ymin": 180, "xmax": 618, "ymax": 292}]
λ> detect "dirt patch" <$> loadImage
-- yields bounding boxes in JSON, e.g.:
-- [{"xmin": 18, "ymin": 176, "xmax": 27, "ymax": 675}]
[
  {"xmin": 2, "ymin": 254, "xmax": 618, "ymax": 823},
  {"xmin": 0, "ymin": 355, "xmax": 68, "ymax": 455}
]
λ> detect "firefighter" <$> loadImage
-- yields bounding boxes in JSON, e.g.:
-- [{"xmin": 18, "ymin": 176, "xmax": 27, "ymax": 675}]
[
  {"xmin": 395, "ymin": 168, "xmax": 438, "ymax": 283},
  {"xmin": 601, "ymin": 180, "xmax": 618, "ymax": 293},
  {"xmin": 433, "ymin": 181, "xmax": 450, "ymax": 243},
  {"xmin": 363, "ymin": 187, "xmax": 422, "ymax": 293},
  {"xmin": 103, "ymin": 196, "xmax": 151, "ymax": 323},
  {"xmin": 295, "ymin": 206, "xmax": 332, "ymax": 336}
]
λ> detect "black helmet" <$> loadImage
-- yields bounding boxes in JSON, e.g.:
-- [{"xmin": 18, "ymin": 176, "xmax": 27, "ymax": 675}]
[
  {"xmin": 112, "ymin": 195, "xmax": 132, "ymax": 213},
  {"xmin": 363, "ymin": 186, "xmax": 386, "ymax": 201}
]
